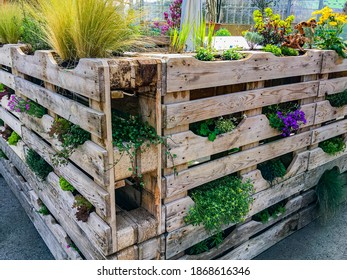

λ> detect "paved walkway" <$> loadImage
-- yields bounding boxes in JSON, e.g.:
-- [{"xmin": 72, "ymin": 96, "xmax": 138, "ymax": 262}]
[
  {"xmin": 1, "ymin": 174, "xmax": 346, "ymax": 260},
  {"xmin": 0, "ymin": 176, "xmax": 54, "ymax": 260}
]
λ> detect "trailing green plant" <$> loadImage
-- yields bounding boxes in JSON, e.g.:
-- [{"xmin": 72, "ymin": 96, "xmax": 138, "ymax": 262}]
[
  {"xmin": 169, "ymin": 23, "xmax": 191, "ymax": 53},
  {"xmin": 243, "ymin": 31, "xmax": 264, "ymax": 49},
  {"xmin": 215, "ymin": 28, "xmax": 231, "ymax": 36},
  {"xmin": 7, "ymin": 131, "xmax": 21, "ymax": 146},
  {"xmin": 195, "ymin": 47, "xmax": 214, "ymax": 61},
  {"xmin": 112, "ymin": 112, "xmax": 175, "ymax": 186},
  {"xmin": 48, "ymin": 117, "xmax": 90, "ymax": 166},
  {"xmin": 258, "ymin": 158, "xmax": 286, "ymax": 185},
  {"xmin": 72, "ymin": 194, "xmax": 94, "ymax": 222},
  {"xmin": 316, "ymin": 167, "xmax": 346, "ymax": 223},
  {"xmin": 38, "ymin": 204, "xmax": 50, "ymax": 216},
  {"xmin": 0, "ymin": 3, "xmax": 23, "ymax": 44},
  {"xmin": 280, "ymin": 46, "xmax": 299, "ymax": 56},
  {"xmin": 20, "ymin": 15, "xmax": 50, "ymax": 52},
  {"xmin": 190, "ymin": 116, "xmax": 237, "ymax": 142},
  {"xmin": 319, "ymin": 136, "xmax": 346, "ymax": 155},
  {"xmin": 263, "ymin": 44, "xmax": 282, "ymax": 56},
  {"xmin": 222, "ymin": 48, "xmax": 245, "ymax": 60},
  {"xmin": 326, "ymin": 90, "xmax": 347, "ymax": 107},
  {"xmin": 59, "ymin": 177, "xmax": 75, "ymax": 192},
  {"xmin": 25, "ymin": 0, "xmax": 141, "ymax": 61},
  {"xmin": 27, "ymin": 100, "xmax": 46, "ymax": 118},
  {"xmin": 26, "ymin": 148, "xmax": 53, "ymax": 180},
  {"xmin": 184, "ymin": 175, "xmax": 254, "ymax": 235},
  {"xmin": 187, "ymin": 232, "xmax": 224, "ymax": 255}
]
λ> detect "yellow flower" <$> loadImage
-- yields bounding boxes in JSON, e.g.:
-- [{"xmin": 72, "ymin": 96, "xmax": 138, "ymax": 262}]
[{"xmin": 329, "ymin": 21, "xmax": 337, "ymax": 26}]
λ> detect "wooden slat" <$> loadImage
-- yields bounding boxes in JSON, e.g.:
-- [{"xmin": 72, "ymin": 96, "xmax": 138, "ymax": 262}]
[
  {"xmin": 0, "ymin": 44, "xmax": 22, "ymax": 67},
  {"xmin": 1, "ymin": 95, "xmax": 19, "ymax": 118},
  {"xmin": 11, "ymin": 48, "xmax": 103, "ymax": 101},
  {"xmin": 165, "ymin": 50, "xmax": 323, "ymax": 92},
  {"xmin": 165, "ymin": 131, "xmax": 312, "ymax": 198},
  {"xmin": 321, "ymin": 50, "xmax": 347, "ymax": 74},
  {"xmin": 165, "ymin": 172, "xmax": 309, "ymax": 259},
  {"xmin": 314, "ymin": 100, "xmax": 347, "ymax": 124},
  {"xmin": 165, "ymin": 196, "xmax": 194, "ymax": 232},
  {"xmin": 319, "ymin": 77, "xmax": 347, "ymax": 97},
  {"xmin": 21, "ymin": 126, "xmax": 110, "ymax": 217},
  {"xmin": 0, "ymin": 70, "xmax": 15, "ymax": 89},
  {"xmin": 164, "ymin": 81, "xmax": 319, "ymax": 129},
  {"xmin": 20, "ymin": 114, "xmax": 108, "ymax": 186},
  {"xmin": 308, "ymin": 146, "xmax": 347, "ymax": 170},
  {"xmin": 15, "ymin": 77, "xmax": 105, "ymax": 138},
  {"xmin": 166, "ymin": 104, "xmax": 315, "ymax": 168},
  {"xmin": 0, "ymin": 106, "xmax": 22, "ymax": 136},
  {"xmin": 312, "ymin": 119, "xmax": 347, "ymax": 145}
]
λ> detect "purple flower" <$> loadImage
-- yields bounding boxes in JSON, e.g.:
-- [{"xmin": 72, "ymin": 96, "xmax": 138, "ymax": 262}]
[
  {"xmin": 275, "ymin": 109, "xmax": 306, "ymax": 137},
  {"xmin": 25, "ymin": 104, "xmax": 30, "ymax": 111}
]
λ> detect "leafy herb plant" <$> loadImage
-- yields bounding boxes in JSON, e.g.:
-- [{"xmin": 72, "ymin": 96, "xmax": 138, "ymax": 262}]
[
  {"xmin": 38, "ymin": 204, "xmax": 50, "ymax": 216},
  {"xmin": 185, "ymin": 176, "xmax": 254, "ymax": 235},
  {"xmin": 26, "ymin": 148, "xmax": 53, "ymax": 180},
  {"xmin": 72, "ymin": 195, "xmax": 94, "ymax": 222},
  {"xmin": 195, "ymin": 47, "xmax": 214, "ymax": 61},
  {"xmin": 280, "ymin": 46, "xmax": 299, "ymax": 56},
  {"xmin": 263, "ymin": 44, "xmax": 282, "ymax": 56},
  {"xmin": 186, "ymin": 232, "xmax": 224, "ymax": 255},
  {"xmin": 215, "ymin": 28, "xmax": 231, "ymax": 36},
  {"xmin": 222, "ymin": 48, "xmax": 245, "ymax": 60},
  {"xmin": 319, "ymin": 136, "xmax": 346, "ymax": 155},
  {"xmin": 48, "ymin": 117, "xmax": 90, "ymax": 166},
  {"xmin": 7, "ymin": 131, "xmax": 21, "ymax": 146},
  {"xmin": 254, "ymin": 202, "xmax": 286, "ymax": 223},
  {"xmin": 326, "ymin": 90, "xmax": 347, "ymax": 107},
  {"xmin": 59, "ymin": 177, "xmax": 76, "ymax": 192}
]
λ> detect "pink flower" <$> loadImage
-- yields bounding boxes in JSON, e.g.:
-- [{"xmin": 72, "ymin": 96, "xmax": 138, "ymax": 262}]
[{"xmin": 25, "ymin": 104, "xmax": 30, "ymax": 110}]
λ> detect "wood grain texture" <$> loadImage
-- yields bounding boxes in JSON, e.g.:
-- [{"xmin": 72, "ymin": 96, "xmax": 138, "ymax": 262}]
[
  {"xmin": 0, "ymin": 70, "xmax": 15, "ymax": 89},
  {"xmin": 319, "ymin": 77, "xmax": 347, "ymax": 97},
  {"xmin": 167, "ymin": 105, "xmax": 315, "ymax": 168},
  {"xmin": 0, "ymin": 106, "xmax": 22, "ymax": 136},
  {"xmin": 314, "ymin": 101, "xmax": 347, "ymax": 124},
  {"xmin": 15, "ymin": 77, "xmax": 105, "ymax": 138},
  {"xmin": 21, "ymin": 126, "xmax": 110, "ymax": 218},
  {"xmin": 312, "ymin": 118, "xmax": 347, "ymax": 145},
  {"xmin": 321, "ymin": 50, "xmax": 347, "ymax": 74},
  {"xmin": 0, "ymin": 44, "xmax": 23, "ymax": 67},
  {"xmin": 164, "ymin": 81, "xmax": 319, "ymax": 129},
  {"xmin": 11, "ymin": 48, "xmax": 103, "ymax": 101},
  {"xmin": 165, "ymin": 50, "xmax": 323, "ymax": 92},
  {"xmin": 165, "ymin": 131, "xmax": 312, "ymax": 198},
  {"xmin": 308, "ymin": 145, "xmax": 347, "ymax": 170}
]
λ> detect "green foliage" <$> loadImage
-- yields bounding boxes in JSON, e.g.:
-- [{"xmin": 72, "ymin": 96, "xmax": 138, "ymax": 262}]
[
  {"xmin": 254, "ymin": 202, "xmax": 286, "ymax": 223},
  {"xmin": 191, "ymin": 117, "xmax": 237, "ymax": 142},
  {"xmin": 26, "ymin": 0, "xmax": 141, "ymax": 61},
  {"xmin": 319, "ymin": 136, "xmax": 346, "ymax": 155},
  {"xmin": 255, "ymin": 209, "xmax": 271, "ymax": 223},
  {"xmin": 20, "ymin": 16, "xmax": 50, "ymax": 52},
  {"xmin": 187, "ymin": 232, "xmax": 224, "ymax": 255},
  {"xmin": 72, "ymin": 194, "xmax": 94, "ymax": 222},
  {"xmin": 185, "ymin": 176, "xmax": 254, "ymax": 234},
  {"xmin": 193, "ymin": 18, "xmax": 206, "ymax": 50},
  {"xmin": 243, "ymin": 31, "xmax": 264, "ymax": 49},
  {"xmin": 251, "ymin": 0, "xmax": 273, "ymax": 16},
  {"xmin": 0, "ymin": 149, "xmax": 8, "ymax": 159},
  {"xmin": 59, "ymin": 177, "xmax": 75, "ymax": 192},
  {"xmin": 263, "ymin": 44, "xmax": 282, "ymax": 56},
  {"xmin": 26, "ymin": 148, "xmax": 53, "ymax": 180},
  {"xmin": 215, "ymin": 28, "xmax": 231, "ymax": 36},
  {"xmin": 49, "ymin": 117, "xmax": 90, "ymax": 166},
  {"xmin": 316, "ymin": 167, "xmax": 346, "ymax": 223},
  {"xmin": 27, "ymin": 100, "xmax": 46, "ymax": 119},
  {"xmin": 258, "ymin": 158, "xmax": 286, "ymax": 185},
  {"xmin": 207, "ymin": 22, "xmax": 215, "ymax": 50},
  {"xmin": 280, "ymin": 46, "xmax": 299, "ymax": 56},
  {"xmin": 222, "ymin": 48, "xmax": 245, "ymax": 60},
  {"xmin": 0, "ymin": 118, "xmax": 4, "ymax": 126},
  {"xmin": 170, "ymin": 23, "xmax": 191, "ymax": 53},
  {"xmin": 38, "ymin": 204, "xmax": 50, "ymax": 216},
  {"xmin": 0, "ymin": 3, "xmax": 23, "ymax": 44},
  {"xmin": 0, "ymin": 84, "xmax": 4, "ymax": 92},
  {"xmin": 326, "ymin": 90, "xmax": 347, "ymax": 107},
  {"xmin": 7, "ymin": 131, "xmax": 21, "ymax": 146},
  {"xmin": 195, "ymin": 47, "xmax": 214, "ymax": 61},
  {"xmin": 112, "ymin": 112, "xmax": 171, "ymax": 185}
]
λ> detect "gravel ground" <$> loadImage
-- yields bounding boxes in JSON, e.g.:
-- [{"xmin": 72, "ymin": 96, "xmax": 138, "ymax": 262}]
[
  {"xmin": 1, "ymin": 173, "xmax": 346, "ymax": 260},
  {"xmin": 0, "ymin": 176, "xmax": 54, "ymax": 260}
]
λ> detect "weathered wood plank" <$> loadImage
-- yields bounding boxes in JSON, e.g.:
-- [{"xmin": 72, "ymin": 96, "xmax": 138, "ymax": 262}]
[
  {"xmin": 21, "ymin": 126, "xmax": 110, "ymax": 217},
  {"xmin": 15, "ymin": 77, "xmax": 105, "ymax": 138},
  {"xmin": 20, "ymin": 113, "xmax": 108, "ymax": 186},
  {"xmin": 0, "ymin": 70, "xmax": 15, "ymax": 89},
  {"xmin": 165, "ymin": 172, "xmax": 309, "ymax": 259},
  {"xmin": 0, "ymin": 44, "xmax": 23, "ymax": 67},
  {"xmin": 314, "ymin": 100, "xmax": 347, "ymax": 124},
  {"xmin": 165, "ymin": 50, "xmax": 323, "ymax": 92},
  {"xmin": 165, "ymin": 196, "xmax": 194, "ymax": 232},
  {"xmin": 321, "ymin": 50, "xmax": 347, "ymax": 74},
  {"xmin": 167, "ymin": 104, "xmax": 315, "ymax": 167},
  {"xmin": 11, "ymin": 48, "xmax": 103, "ymax": 101},
  {"xmin": 319, "ymin": 77, "xmax": 347, "ymax": 97},
  {"xmin": 308, "ymin": 146, "xmax": 347, "ymax": 170},
  {"xmin": 165, "ymin": 131, "xmax": 312, "ymax": 198},
  {"xmin": 0, "ymin": 106, "xmax": 22, "ymax": 136},
  {"xmin": 312, "ymin": 119, "xmax": 347, "ymax": 144},
  {"xmin": 164, "ymin": 81, "xmax": 319, "ymax": 128}
]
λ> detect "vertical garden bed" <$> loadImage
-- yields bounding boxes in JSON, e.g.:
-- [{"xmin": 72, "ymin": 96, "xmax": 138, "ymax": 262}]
[{"xmin": 1, "ymin": 45, "xmax": 347, "ymax": 259}]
